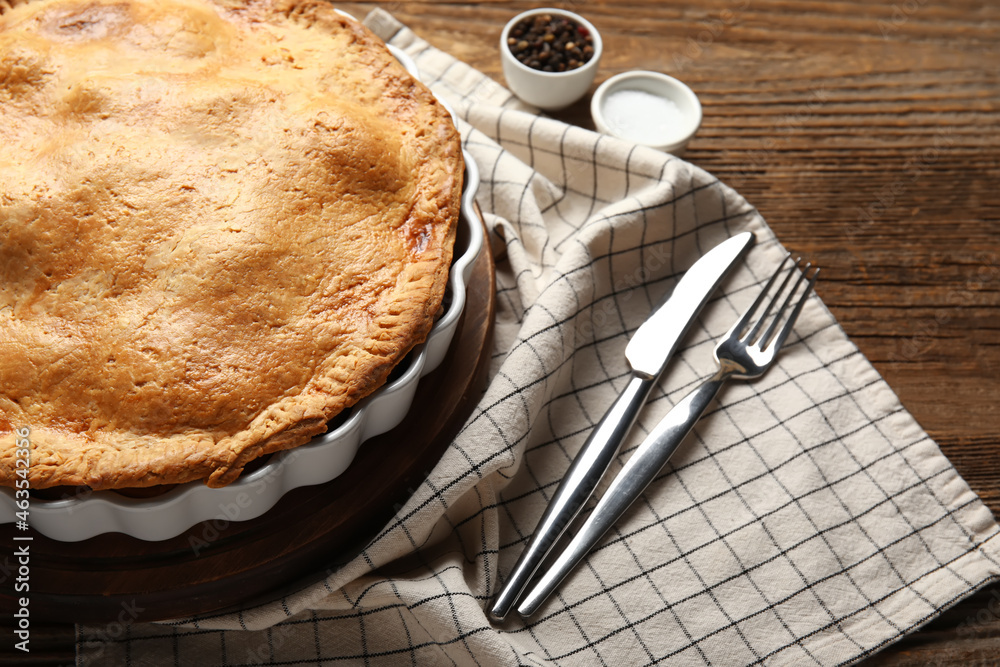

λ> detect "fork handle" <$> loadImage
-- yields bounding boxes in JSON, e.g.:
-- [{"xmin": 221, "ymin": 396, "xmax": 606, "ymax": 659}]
[
  {"xmin": 488, "ymin": 374, "xmax": 657, "ymax": 622},
  {"xmin": 516, "ymin": 370, "xmax": 731, "ymax": 618}
]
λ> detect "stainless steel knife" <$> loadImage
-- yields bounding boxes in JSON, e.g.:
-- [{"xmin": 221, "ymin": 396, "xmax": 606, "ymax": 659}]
[{"xmin": 487, "ymin": 230, "xmax": 755, "ymax": 622}]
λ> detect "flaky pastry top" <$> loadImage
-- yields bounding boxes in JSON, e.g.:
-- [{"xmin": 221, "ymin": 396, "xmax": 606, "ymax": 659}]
[{"xmin": 0, "ymin": 0, "xmax": 462, "ymax": 488}]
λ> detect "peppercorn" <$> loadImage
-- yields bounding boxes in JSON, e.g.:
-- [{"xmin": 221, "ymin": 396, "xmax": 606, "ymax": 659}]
[{"xmin": 508, "ymin": 14, "xmax": 595, "ymax": 73}]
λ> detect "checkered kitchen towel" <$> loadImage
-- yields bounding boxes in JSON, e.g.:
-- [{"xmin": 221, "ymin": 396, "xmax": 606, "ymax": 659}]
[{"xmin": 78, "ymin": 9, "xmax": 1000, "ymax": 666}]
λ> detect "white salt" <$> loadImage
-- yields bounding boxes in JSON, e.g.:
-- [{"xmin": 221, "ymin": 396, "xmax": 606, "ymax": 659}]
[{"xmin": 601, "ymin": 88, "xmax": 686, "ymax": 145}]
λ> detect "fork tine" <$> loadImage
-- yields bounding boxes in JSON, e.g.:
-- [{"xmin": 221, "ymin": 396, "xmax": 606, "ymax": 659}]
[
  {"xmin": 758, "ymin": 259, "xmax": 810, "ymax": 347},
  {"xmin": 762, "ymin": 265, "xmax": 819, "ymax": 352},
  {"xmin": 744, "ymin": 255, "xmax": 800, "ymax": 344},
  {"xmin": 727, "ymin": 253, "xmax": 792, "ymax": 340}
]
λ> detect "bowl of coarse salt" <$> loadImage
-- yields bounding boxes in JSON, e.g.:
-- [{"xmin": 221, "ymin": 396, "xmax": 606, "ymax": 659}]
[{"xmin": 590, "ymin": 70, "xmax": 702, "ymax": 155}]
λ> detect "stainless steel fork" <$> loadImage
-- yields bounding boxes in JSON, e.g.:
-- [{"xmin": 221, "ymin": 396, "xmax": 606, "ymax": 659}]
[{"xmin": 516, "ymin": 254, "xmax": 819, "ymax": 617}]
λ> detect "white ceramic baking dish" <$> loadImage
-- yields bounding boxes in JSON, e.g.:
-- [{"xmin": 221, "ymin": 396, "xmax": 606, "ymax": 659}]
[
  {"xmin": 1, "ymin": 38, "xmax": 478, "ymax": 540},
  {"xmin": 0, "ymin": 146, "xmax": 479, "ymax": 541}
]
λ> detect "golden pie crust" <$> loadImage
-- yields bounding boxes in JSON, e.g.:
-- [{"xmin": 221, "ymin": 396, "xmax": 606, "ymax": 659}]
[{"xmin": 0, "ymin": 0, "xmax": 462, "ymax": 489}]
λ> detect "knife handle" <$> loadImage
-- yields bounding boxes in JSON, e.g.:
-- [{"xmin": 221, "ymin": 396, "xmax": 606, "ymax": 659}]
[
  {"xmin": 488, "ymin": 373, "xmax": 657, "ymax": 622},
  {"xmin": 516, "ymin": 373, "xmax": 728, "ymax": 618}
]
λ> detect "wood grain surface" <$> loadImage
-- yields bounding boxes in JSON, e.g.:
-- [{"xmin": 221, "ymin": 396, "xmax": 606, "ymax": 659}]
[
  {"xmin": 334, "ymin": 1, "xmax": 1000, "ymax": 664},
  {"xmin": 2, "ymin": 1, "xmax": 997, "ymax": 664}
]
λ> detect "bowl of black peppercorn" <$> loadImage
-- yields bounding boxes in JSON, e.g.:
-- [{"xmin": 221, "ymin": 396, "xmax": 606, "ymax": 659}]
[{"xmin": 500, "ymin": 8, "xmax": 602, "ymax": 111}]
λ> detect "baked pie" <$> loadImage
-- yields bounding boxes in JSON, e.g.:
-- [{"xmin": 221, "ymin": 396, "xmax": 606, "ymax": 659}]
[{"xmin": 0, "ymin": 0, "xmax": 463, "ymax": 489}]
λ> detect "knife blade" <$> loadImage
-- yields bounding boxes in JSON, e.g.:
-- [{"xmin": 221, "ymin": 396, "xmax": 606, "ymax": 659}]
[{"xmin": 487, "ymin": 230, "xmax": 755, "ymax": 622}]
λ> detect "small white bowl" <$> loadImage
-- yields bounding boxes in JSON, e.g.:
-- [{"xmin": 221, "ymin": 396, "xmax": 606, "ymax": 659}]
[
  {"xmin": 500, "ymin": 8, "xmax": 602, "ymax": 111},
  {"xmin": 591, "ymin": 70, "xmax": 703, "ymax": 155}
]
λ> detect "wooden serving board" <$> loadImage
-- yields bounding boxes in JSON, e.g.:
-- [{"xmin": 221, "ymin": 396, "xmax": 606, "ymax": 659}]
[{"xmin": 0, "ymin": 207, "xmax": 495, "ymax": 625}]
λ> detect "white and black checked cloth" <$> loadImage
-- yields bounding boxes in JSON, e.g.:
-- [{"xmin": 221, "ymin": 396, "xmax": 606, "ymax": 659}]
[{"xmin": 78, "ymin": 10, "xmax": 1000, "ymax": 666}]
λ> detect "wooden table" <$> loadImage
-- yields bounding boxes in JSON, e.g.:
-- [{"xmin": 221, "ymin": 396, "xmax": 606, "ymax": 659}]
[
  {"xmin": 335, "ymin": 1, "xmax": 999, "ymax": 664},
  {"xmin": 4, "ymin": 1, "xmax": 996, "ymax": 664}
]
